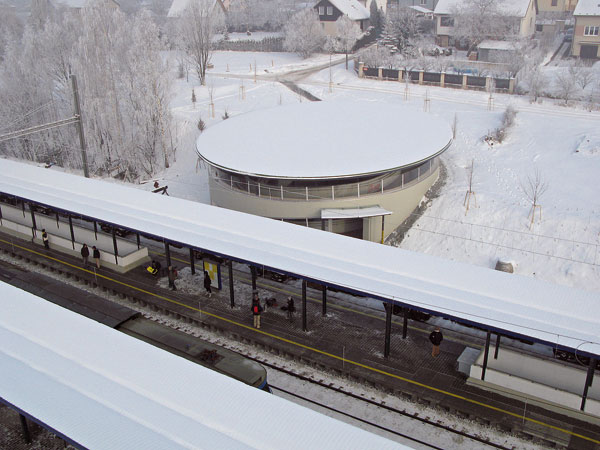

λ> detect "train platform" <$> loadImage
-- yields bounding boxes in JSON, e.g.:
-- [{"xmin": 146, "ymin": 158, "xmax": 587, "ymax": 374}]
[{"xmin": 0, "ymin": 230, "xmax": 598, "ymax": 450}]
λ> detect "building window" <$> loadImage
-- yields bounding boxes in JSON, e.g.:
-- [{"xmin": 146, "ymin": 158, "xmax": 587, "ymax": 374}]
[
  {"xmin": 551, "ymin": 0, "xmax": 557, "ymax": 6},
  {"xmin": 327, "ymin": 6, "xmax": 333, "ymax": 15},
  {"xmin": 420, "ymin": 0, "xmax": 426, "ymax": 4},
  {"xmin": 584, "ymin": 26, "xmax": 599, "ymax": 36},
  {"xmin": 318, "ymin": 6, "xmax": 324, "ymax": 15},
  {"xmin": 440, "ymin": 16, "xmax": 454, "ymax": 27}
]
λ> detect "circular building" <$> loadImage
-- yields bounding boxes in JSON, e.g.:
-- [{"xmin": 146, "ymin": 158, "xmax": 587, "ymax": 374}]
[{"xmin": 197, "ymin": 101, "xmax": 452, "ymax": 242}]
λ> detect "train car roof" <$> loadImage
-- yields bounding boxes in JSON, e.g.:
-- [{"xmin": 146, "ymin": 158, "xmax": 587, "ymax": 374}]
[
  {"xmin": 0, "ymin": 282, "xmax": 405, "ymax": 450},
  {"xmin": 0, "ymin": 158, "xmax": 599, "ymax": 357}
]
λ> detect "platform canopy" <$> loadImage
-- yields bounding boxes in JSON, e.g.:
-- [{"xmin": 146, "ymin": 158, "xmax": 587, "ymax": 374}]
[
  {"xmin": 196, "ymin": 101, "xmax": 453, "ymax": 179},
  {"xmin": 0, "ymin": 282, "xmax": 404, "ymax": 450},
  {"xmin": 1, "ymin": 158, "xmax": 599, "ymax": 358}
]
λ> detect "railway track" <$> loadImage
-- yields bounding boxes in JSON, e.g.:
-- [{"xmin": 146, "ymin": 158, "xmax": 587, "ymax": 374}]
[{"xmin": 255, "ymin": 359, "xmax": 514, "ymax": 450}]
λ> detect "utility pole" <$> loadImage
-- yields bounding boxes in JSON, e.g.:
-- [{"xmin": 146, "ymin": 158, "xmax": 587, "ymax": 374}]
[{"xmin": 71, "ymin": 74, "xmax": 89, "ymax": 178}]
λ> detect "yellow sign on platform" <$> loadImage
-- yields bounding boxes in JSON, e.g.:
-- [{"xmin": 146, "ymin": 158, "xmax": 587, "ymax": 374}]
[{"xmin": 203, "ymin": 261, "xmax": 222, "ymax": 290}]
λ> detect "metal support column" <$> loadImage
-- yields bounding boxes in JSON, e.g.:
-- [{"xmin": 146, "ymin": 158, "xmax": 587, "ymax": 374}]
[
  {"xmin": 481, "ymin": 331, "xmax": 491, "ymax": 381},
  {"xmin": 380, "ymin": 215, "xmax": 385, "ymax": 244},
  {"xmin": 384, "ymin": 303, "xmax": 392, "ymax": 358},
  {"xmin": 29, "ymin": 204, "xmax": 37, "ymax": 236},
  {"xmin": 112, "ymin": 229, "xmax": 118, "ymax": 264},
  {"xmin": 55, "ymin": 212, "xmax": 60, "ymax": 228},
  {"xmin": 164, "ymin": 242, "xmax": 171, "ymax": 268},
  {"xmin": 494, "ymin": 334, "xmax": 501, "ymax": 359},
  {"xmin": 322, "ymin": 286, "xmax": 327, "ymax": 316},
  {"xmin": 136, "ymin": 233, "xmax": 140, "ymax": 250},
  {"xmin": 189, "ymin": 248, "xmax": 195, "ymax": 275},
  {"xmin": 302, "ymin": 280, "xmax": 307, "ymax": 332},
  {"xmin": 228, "ymin": 260, "xmax": 235, "ymax": 308},
  {"xmin": 19, "ymin": 414, "xmax": 31, "ymax": 444},
  {"xmin": 402, "ymin": 308, "xmax": 408, "ymax": 339},
  {"xmin": 581, "ymin": 358, "xmax": 597, "ymax": 411},
  {"xmin": 251, "ymin": 266, "xmax": 257, "ymax": 291},
  {"xmin": 93, "ymin": 220, "xmax": 98, "ymax": 240},
  {"xmin": 21, "ymin": 201, "xmax": 25, "ymax": 217},
  {"xmin": 68, "ymin": 215, "xmax": 75, "ymax": 249}
]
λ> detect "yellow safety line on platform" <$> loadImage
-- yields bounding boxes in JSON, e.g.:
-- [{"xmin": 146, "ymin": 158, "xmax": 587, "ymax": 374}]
[{"xmin": 4, "ymin": 238, "xmax": 599, "ymax": 445}]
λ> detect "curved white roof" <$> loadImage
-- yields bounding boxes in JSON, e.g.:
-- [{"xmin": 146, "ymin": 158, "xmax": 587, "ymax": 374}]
[
  {"xmin": 0, "ymin": 282, "xmax": 405, "ymax": 450},
  {"xmin": 1, "ymin": 159, "xmax": 599, "ymax": 358},
  {"xmin": 196, "ymin": 101, "xmax": 453, "ymax": 179}
]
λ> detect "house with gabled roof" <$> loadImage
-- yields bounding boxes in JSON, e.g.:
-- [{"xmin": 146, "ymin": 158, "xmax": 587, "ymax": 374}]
[
  {"xmin": 571, "ymin": 0, "xmax": 600, "ymax": 58},
  {"xmin": 434, "ymin": 0, "xmax": 536, "ymax": 47},
  {"xmin": 314, "ymin": 0, "xmax": 370, "ymax": 35}
]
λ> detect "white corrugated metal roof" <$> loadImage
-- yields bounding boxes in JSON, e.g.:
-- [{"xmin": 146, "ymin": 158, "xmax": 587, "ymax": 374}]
[
  {"xmin": 573, "ymin": 0, "xmax": 600, "ymax": 16},
  {"xmin": 0, "ymin": 282, "xmax": 405, "ymax": 450},
  {"xmin": 0, "ymin": 159, "xmax": 599, "ymax": 357},
  {"xmin": 434, "ymin": 0, "xmax": 532, "ymax": 17}
]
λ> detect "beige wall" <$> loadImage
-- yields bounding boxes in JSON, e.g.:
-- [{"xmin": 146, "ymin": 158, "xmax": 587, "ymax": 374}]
[
  {"xmin": 572, "ymin": 16, "xmax": 600, "ymax": 56},
  {"xmin": 537, "ymin": 0, "xmax": 572, "ymax": 13},
  {"xmin": 209, "ymin": 168, "xmax": 439, "ymax": 242},
  {"xmin": 518, "ymin": 0, "xmax": 537, "ymax": 36}
]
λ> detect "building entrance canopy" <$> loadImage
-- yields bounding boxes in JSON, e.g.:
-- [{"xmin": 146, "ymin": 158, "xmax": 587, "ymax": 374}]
[{"xmin": 321, "ymin": 206, "xmax": 392, "ymax": 219}]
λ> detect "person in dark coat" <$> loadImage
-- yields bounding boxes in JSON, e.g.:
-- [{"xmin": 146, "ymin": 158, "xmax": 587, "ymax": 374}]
[
  {"xmin": 41, "ymin": 229, "xmax": 49, "ymax": 249},
  {"xmin": 81, "ymin": 243, "xmax": 90, "ymax": 266},
  {"xmin": 286, "ymin": 296, "xmax": 295, "ymax": 322},
  {"xmin": 167, "ymin": 265, "xmax": 177, "ymax": 291},
  {"xmin": 203, "ymin": 270, "xmax": 212, "ymax": 297},
  {"xmin": 429, "ymin": 327, "xmax": 443, "ymax": 357},
  {"xmin": 251, "ymin": 291, "xmax": 262, "ymax": 329},
  {"xmin": 92, "ymin": 246, "xmax": 101, "ymax": 269}
]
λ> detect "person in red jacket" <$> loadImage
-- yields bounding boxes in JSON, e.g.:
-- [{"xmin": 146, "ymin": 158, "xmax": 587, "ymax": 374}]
[{"xmin": 250, "ymin": 291, "xmax": 263, "ymax": 329}]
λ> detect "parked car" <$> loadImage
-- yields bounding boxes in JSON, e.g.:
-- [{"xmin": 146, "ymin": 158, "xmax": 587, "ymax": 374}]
[{"xmin": 564, "ymin": 28, "xmax": 573, "ymax": 42}]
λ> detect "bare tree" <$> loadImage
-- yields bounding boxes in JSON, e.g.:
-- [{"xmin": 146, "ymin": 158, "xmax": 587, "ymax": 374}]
[
  {"xmin": 177, "ymin": 0, "xmax": 224, "ymax": 86},
  {"xmin": 555, "ymin": 70, "xmax": 579, "ymax": 105},
  {"xmin": 464, "ymin": 160, "xmax": 476, "ymax": 214},
  {"xmin": 526, "ymin": 66, "xmax": 546, "ymax": 103},
  {"xmin": 521, "ymin": 168, "xmax": 548, "ymax": 228},
  {"xmin": 283, "ymin": 8, "xmax": 325, "ymax": 58},
  {"xmin": 570, "ymin": 61, "xmax": 596, "ymax": 91},
  {"xmin": 330, "ymin": 15, "xmax": 361, "ymax": 69}
]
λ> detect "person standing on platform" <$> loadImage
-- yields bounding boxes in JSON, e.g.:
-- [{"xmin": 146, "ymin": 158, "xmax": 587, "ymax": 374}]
[
  {"xmin": 92, "ymin": 246, "xmax": 101, "ymax": 269},
  {"xmin": 203, "ymin": 270, "xmax": 212, "ymax": 298},
  {"xmin": 41, "ymin": 229, "xmax": 49, "ymax": 249},
  {"xmin": 81, "ymin": 244, "xmax": 90, "ymax": 266},
  {"xmin": 168, "ymin": 265, "xmax": 177, "ymax": 291},
  {"xmin": 429, "ymin": 327, "xmax": 443, "ymax": 357},
  {"xmin": 286, "ymin": 296, "xmax": 295, "ymax": 323},
  {"xmin": 251, "ymin": 291, "xmax": 262, "ymax": 329}
]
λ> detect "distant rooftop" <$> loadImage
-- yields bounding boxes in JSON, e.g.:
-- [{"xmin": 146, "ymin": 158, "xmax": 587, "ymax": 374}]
[
  {"xmin": 327, "ymin": 0, "xmax": 370, "ymax": 20},
  {"xmin": 434, "ymin": 0, "xmax": 532, "ymax": 17},
  {"xmin": 573, "ymin": 0, "xmax": 600, "ymax": 16}
]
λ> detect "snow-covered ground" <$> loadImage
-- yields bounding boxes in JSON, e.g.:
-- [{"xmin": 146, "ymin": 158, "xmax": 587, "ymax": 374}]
[{"xmin": 157, "ymin": 50, "xmax": 600, "ymax": 293}]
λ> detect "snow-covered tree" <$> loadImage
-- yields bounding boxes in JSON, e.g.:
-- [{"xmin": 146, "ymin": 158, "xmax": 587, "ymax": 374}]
[
  {"xmin": 177, "ymin": 0, "xmax": 224, "ymax": 86},
  {"xmin": 0, "ymin": 5, "xmax": 23, "ymax": 61},
  {"xmin": 283, "ymin": 8, "xmax": 325, "ymax": 58},
  {"xmin": 555, "ymin": 70, "xmax": 579, "ymax": 105},
  {"xmin": 384, "ymin": 6, "xmax": 420, "ymax": 56},
  {"xmin": 327, "ymin": 15, "xmax": 361, "ymax": 69},
  {"xmin": 0, "ymin": 3, "xmax": 174, "ymax": 179},
  {"xmin": 450, "ymin": 0, "xmax": 514, "ymax": 52}
]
